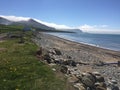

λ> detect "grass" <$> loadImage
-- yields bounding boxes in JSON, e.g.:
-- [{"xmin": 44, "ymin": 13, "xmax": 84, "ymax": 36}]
[
  {"xmin": 0, "ymin": 26, "xmax": 66, "ymax": 90},
  {"xmin": 0, "ymin": 24, "xmax": 23, "ymax": 33}
]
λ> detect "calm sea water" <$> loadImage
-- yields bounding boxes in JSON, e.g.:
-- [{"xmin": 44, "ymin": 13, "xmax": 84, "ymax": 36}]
[{"xmin": 49, "ymin": 32, "xmax": 120, "ymax": 51}]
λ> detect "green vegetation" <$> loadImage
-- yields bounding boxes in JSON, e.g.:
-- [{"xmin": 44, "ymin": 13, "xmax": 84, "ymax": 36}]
[
  {"xmin": 0, "ymin": 25, "xmax": 66, "ymax": 90},
  {"xmin": 0, "ymin": 24, "xmax": 23, "ymax": 33}
]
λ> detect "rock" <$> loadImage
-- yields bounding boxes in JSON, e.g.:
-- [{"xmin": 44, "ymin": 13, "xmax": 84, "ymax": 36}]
[
  {"xmin": 92, "ymin": 72, "xmax": 101, "ymax": 76},
  {"xmin": 96, "ymin": 86, "xmax": 107, "ymax": 90},
  {"xmin": 92, "ymin": 72, "xmax": 105, "ymax": 83},
  {"xmin": 108, "ymin": 79, "xmax": 119, "ymax": 90},
  {"xmin": 96, "ymin": 76, "xmax": 105, "ymax": 82},
  {"xmin": 74, "ymin": 83, "xmax": 86, "ymax": 90},
  {"xmin": 53, "ymin": 48, "xmax": 62, "ymax": 55},
  {"xmin": 36, "ymin": 47, "xmax": 43, "ymax": 56},
  {"xmin": 60, "ymin": 65, "xmax": 68, "ymax": 74},
  {"xmin": 81, "ymin": 73, "xmax": 96, "ymax": 87},
  {"xmin": 8, "ymin": 34, "xmax": 21, "ymax": 38},
  {"xmin": 67, "ymin": 55, "xmax": 72, "ymax": 59},
  {"xmin": 49, "ymin": 63, "xmax": 56, "ymax": 66},
  {"xmin": 95, "ymin": 61, "xmax": 105, "ymax": 66},
  {"xmin": 52, "ymin": 68, "xmax": 56, "ymax": 71},
  {"xmin": 67, "ymin": 67, "xmax": 81, "ymax": 76},
  {"xmin": 43, "ymin": 54, "xmax": 52, "ymax": 63},
  {"xmin": 48, "ymin": 49, "xmax": 56, "ymax": 55},
  {"xmin": 118, "ymin": 61, "xmax": 120, "ymax": 67},
  {"xmin": 111, "ymin": 80, "xmax": 117, "ymax": 84},
  {"xmin": 62, "ymin": 60, "xmax": 77, "ymax": 67},
  {"xmin": 68, "ymin": 75, "xmax": 79, "ymax": 83},
  {"xmin": 95, "ymin": 82, "xmax": 107, "ymax": 90},
  {"xmin": 111, "ymin": 85, "xmax": 119, "ymax": 90},
  {"xmin": 54, "ymin": 58, "xmax": 63, "ymax": 64}
]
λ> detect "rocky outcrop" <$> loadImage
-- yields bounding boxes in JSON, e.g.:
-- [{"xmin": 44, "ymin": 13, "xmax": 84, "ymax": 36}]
[{"xmin": 35, "ymin": 46, "xmax": 120, "ymax": 90}]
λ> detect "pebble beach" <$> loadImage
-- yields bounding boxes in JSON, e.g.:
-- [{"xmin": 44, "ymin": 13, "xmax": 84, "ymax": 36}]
[{"xmin": 33, "ymin": 32, "xmax": 120, "ymax": 89}]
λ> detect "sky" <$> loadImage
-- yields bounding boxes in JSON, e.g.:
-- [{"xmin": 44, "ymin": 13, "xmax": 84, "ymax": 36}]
[{"xmin": 0, "ymin": 0, "xmax": 120, "ymax": 34}]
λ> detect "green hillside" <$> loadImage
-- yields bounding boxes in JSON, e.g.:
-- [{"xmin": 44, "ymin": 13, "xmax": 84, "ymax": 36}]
[{"xmin": 0, "ymin": 25, "xmax": 66, "ymax": 90}]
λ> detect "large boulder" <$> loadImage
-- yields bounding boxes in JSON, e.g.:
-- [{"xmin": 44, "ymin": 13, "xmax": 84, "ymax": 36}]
[
  {"xmin": 92, "ymin": 72, "xmax": 105, "ymax": 82},
  {"xmin": 60, "ymin": 65, "xmax": 68, "ymax": 74},
  {"xmin": 53, "ymin": 48, "xmax": 62, "ymax": 55},
  {"xmin": 81, "ymin": 73, "xmax": 96, "ymax": 87},
  {"xmin": 43, "ymin": 53, "xmax": 53, "ymax": 63}
]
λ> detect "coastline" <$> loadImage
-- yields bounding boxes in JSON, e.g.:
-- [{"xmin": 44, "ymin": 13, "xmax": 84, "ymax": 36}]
[
  {"xmin": 34, "ymin": 32, "xmax": 120, "ymax": 63},
  {"xmin": 33, "ymin": 32, "xmax": 120, "ymax": 88},
  {"xmin": 49, "ymin": 32, "xmax": 120, "ymax": 52},
  {"xmin": 49, "ymin": 33, "xmax": 120, "ymax": 52}
]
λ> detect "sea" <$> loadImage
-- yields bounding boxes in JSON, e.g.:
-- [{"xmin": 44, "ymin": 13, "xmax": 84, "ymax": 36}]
[{"xmin": 48, "ymin": 32, "xmax": 120, "ymax": 51}]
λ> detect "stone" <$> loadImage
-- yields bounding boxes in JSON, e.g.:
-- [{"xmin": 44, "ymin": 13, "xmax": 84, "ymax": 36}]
[
  {"xmin": 48, "ymin": 49, "xmax": 56, "ymax": 55},
  {"xmin": 92, "ymin": 71, "xmax": 105, "ymax": 82},
  {"xmin": 60, "ymin": 65, "xmax": 68, "ymax": 74},
  {"xmin": 118, "ymin": 61, "xmax": 120, "ymax": 67},
  {"xmin": 36, "ymin": 47, "xmax": 43, "ymax": 56},
  {"xmin": 111, "ymin": 80, "xmax": 117, "ymax": 84},
  {"xmin": 96, "ymin": 76, "xmax": 105, "ymax": 82},
  {"xmin": 108, "ymin": 79, "xmax": 119, "ymax": 90},
  {"xmin": 49, "ymin": 63, "xmax": 56, "ymax": 66},
  {"xmin": 68, "ymin": 75, "xmax": 79, "ymax": 83},
  {"xmin": 81, "ymin": 73, "xmax": 96, "ymax": 87},
  {"xmin": 92, "ymin": 72, "xmax": 101, "ymax": 76},
  {"xmin": 43, "ymin": 54, "xmax": 52, "ymax": 63},
  {"xmin": 95, "ymin": 86, "xmax": 107, "ymax": 90},
  {"xmin": 67, "ymin": 55, "xmax": 72, "ymax": 59},
  {"xmin": 95, "ymin": 82, "xmax": 107, "ymax": 90},
  {"xmin": 74, "ymin": 83, "xmax": 86, "ymax": 90},
  {"xmin": 54, "ymin": 58, "xmax": 63, "ymax": 64},
  {"xmin": 52, "ymin": 68, "xmax": 56, "ymax": 71},
  {"xmin": 68, "ymin": 68, "xmax": 81, "ymax": 76},
  {"xmin": 111, "ymin": 85, "xmax": 119, "ymax": 90},
  {"xmin": 62, "ymin": 60, "xmax": 77, "ymax": 67},
  {"xmin": 53, "ymin": 48, "xmax": 62, "ymax": 55},
  {"xmin": 95, "ymin": 61, "xmax": 105, "ymax": 66}
]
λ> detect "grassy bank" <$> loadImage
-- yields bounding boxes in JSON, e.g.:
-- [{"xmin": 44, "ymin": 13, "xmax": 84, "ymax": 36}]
[{"xmin": 0, "ymin": 26, "xmax": 66, "ymax": 90}]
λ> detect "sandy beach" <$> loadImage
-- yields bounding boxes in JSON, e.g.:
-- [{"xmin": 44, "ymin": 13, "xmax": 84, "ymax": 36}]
[{"xmin": 33, "ymin": 32, "xmax": 120, "ymax": 88}]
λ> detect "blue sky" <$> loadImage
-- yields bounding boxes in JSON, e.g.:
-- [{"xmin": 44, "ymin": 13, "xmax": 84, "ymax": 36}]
[{"xmin": 0, "ymin": 0, "xmax": 120, "ymax": 34}]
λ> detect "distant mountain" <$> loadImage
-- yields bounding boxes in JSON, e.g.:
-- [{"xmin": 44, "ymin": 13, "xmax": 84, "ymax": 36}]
[
  {"xmin": 61, "ymin": 29, "xmax": 82, "ymax": 33},
  {"xmin": 0, "ymin": 17, "xmax": 12, "ymax": 25},
  {"xmin": 0, "ymin": 17, "xmax": 55, "ymax": 30},
  {"xmin": 0, "ymin": 16, "xmax": 82, "ymax": 33}
]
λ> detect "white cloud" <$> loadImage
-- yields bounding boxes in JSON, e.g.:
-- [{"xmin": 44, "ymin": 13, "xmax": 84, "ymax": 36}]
[
  {"xmin": 78, "ymin": 24, "xmax": 96, "ymax": 31},
  {"xmin": 78, "ymin": 24, "xmax": 120, "ymax": 34},
  {"xmin": 100, "ymin": 25, "xmax": 108, "ymax": 28},
  {"xmin": 34, "ymin": 19, "xmax": 73, "ymax": 29},
  {"xmin": 0, "ymin": 15, "xmax": 30, "ymax": 21}
]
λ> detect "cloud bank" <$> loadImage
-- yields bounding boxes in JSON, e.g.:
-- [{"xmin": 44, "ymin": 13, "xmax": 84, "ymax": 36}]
[
  {"xmin": 34, "ymin": 19, "xmax": 73, "ymax": 29},
  {"xmin": 78, "ymin": 24, "xmax": 120, "ymax": 34},
  {"xmin": 0, "ymin": 15, "xmax": 30, "ymax": 21}
]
